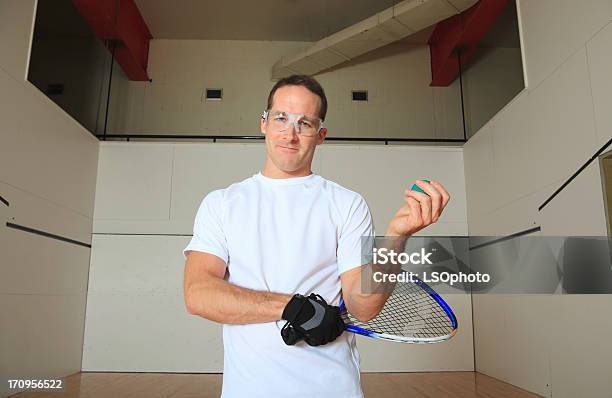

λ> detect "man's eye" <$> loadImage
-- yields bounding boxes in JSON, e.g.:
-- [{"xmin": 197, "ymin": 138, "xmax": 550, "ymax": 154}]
[
  {"xmin": 274, "ymin": 116, "xmax": 287, "ymax": 122},
  {"xmin": 299, "ymin": 120, "xmax": 313, "ymax": 128}
]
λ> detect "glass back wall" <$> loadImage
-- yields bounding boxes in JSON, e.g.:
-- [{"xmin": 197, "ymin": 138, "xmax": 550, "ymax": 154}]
[
  {"xmin": 459, "ymin": 0, "xmax": 525, "ymax": 139},
  {"xmin": 27, "ymin": 0, "xmax": 124, "ymax": 136}
]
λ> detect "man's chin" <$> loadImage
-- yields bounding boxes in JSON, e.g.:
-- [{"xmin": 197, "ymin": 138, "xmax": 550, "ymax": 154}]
[{"xmin": 273, "ymin": 161, "xmax": 306, "ymax": 174}]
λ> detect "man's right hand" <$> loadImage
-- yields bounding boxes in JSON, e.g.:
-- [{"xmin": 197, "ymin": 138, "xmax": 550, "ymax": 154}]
[{"xmin": 281, "ymin": 293, "xmax": 345, "ymax": 346}]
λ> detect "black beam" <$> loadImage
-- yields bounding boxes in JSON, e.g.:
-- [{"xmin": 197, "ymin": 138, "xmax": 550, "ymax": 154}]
[{"xmin": 95, "ymin": 134, "xmax": 466, "ymax": 144}]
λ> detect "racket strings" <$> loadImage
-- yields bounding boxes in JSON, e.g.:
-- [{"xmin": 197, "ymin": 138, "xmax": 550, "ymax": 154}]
[{"xmin": 343, "ymin": 280, "xmax": 454, "ymax": 339}]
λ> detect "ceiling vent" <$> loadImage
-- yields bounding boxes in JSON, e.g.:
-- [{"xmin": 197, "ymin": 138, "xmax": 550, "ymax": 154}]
[
  {"xmin": 272, "ymin": 0, "xmax": 478, "ymax": 79},
  {"xmin": 352, "ymin": 90, "xmax": 368, "ymax": 101},
  {"xmin": 204, "ymin": 88, "xmax": 223, "ymax": 101}
]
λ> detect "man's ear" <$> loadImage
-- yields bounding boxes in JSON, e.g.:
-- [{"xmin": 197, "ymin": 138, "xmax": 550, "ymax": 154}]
[
  {"xmin": 316, "ymin": 128, "xmax": 327, "ymax": 144},
  {"xmin": 260, "ymin": 117, "xmax": 266, "ymax": 135}
]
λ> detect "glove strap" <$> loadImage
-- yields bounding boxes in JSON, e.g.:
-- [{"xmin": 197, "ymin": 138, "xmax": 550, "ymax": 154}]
[{"xmin": 282, "ymin": 294, "xmax": 308, "ymax": 322}]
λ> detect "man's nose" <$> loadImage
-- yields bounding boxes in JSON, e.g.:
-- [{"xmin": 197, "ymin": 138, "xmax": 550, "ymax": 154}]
[{"xmin": 282, "ymin": 122, "xmax": 300, "ymax": 139}]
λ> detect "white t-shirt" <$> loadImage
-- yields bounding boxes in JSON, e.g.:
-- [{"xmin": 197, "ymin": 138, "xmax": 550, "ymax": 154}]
[{"xmin": 184, "ymin": 172, "xmax": 374, "ymax": 398}]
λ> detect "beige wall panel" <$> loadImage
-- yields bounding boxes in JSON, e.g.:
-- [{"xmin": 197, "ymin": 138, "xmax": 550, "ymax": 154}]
[
  {"xmin": 521, "ymin": 48, "xmax": 598, "ymax": 184},
  {"xmin": 82, "ymin": 235, "xmax": 223, "ymax": 372},
  {"xmin": 0, "ymin": 73, "xmax": 22, "ymax": 139},
  {"xmin": 0, "ymin": 293, "xmax": 86, "ymax": 397},
  {"xmin": 0, "ymin": 71, "xmax": 99, "ymax": 217},
  {"xmin": 481, "ymin": 180, "xmax": 560, "ymax": 236},
  {"xmin": 518, "ymin": 0, "xmax": 612, "ymax": 89},
  {"xmin": 0, "ymin": 222, "xmax": 90, "ymax": 296},
  {"xmin": 93, "ymin": 143, "xmax": 173, "ymax": 222},
  {"xmin": 462, "ymin": 123, "xmax": 500, "ymax": 235},
  {"xmin": 473, "ymin": 294, "xmax": 553, "ymax": 397},
  {"xmin": 0, "ymin": 182, "xmax": 92, "ymax": 244},
  {"xmin": 475, "ymin": 89, "xmax": 530, "ymax": 210},
  {"xmin": 82, "ymin": 291, "xmax": 224, "ymax": 372},
  {"xmin": 548, "ymin": 295, "xmax": 612, "ymax": 398},
  {"xmin": 411, "ymin": 220, "xmax": 468, "ymax": 236},
  {"xmin": 15, "ymin": 92, "xmax": 99, "ymax": 216},
  {"xmin": 93, "ymin": 143, "xmax": 464, "ymax": 235},
  {"xmin": 317, "ymin": 145, "xmax": 467, "ymax": 234},
  {"xmin": 492, "ymin": 49, "xmax": 597, "ymax": 212},
  {"xmin": 170, "ymin": 143, "xmax": 267, "ymax": 231},
  {"xmin": 537, "ymin": 161, "xmax": 608, "ymax": 236},
  {"xmin": 93, "ymin": 142, "xmax": 271, "ymax": 234},
  {"xmin": 0, "ymin": 0, "xmax": 35, "ymax": 80},
  {"xmin": 86, "ymin": 234, "xmax": 184, "ymax": 296},
  {"xmin": 586, "ymin": 21, "xmax": 612, "ymax": 148}
]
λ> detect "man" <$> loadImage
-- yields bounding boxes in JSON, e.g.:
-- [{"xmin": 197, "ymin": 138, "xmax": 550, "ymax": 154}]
[{"xmin": 183, "ymin": 75, "xmax": 450, "ymax": 398}]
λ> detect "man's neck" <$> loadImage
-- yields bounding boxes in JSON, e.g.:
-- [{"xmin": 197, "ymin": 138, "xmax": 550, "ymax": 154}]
[{"xmin": 262, "ymin": 162, "xmax": 312, "ymax": 179}]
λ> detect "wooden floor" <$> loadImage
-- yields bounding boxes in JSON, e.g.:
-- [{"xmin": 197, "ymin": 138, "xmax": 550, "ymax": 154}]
[{"xmin": 11, "ymin": 372, "xmax": 541, "ymax": 398}]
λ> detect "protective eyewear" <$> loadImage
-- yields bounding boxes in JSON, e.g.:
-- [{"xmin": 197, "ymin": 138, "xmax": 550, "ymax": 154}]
[{"xmin": 262, "ymin": 110, "xmax": 324, "ymax": 137}]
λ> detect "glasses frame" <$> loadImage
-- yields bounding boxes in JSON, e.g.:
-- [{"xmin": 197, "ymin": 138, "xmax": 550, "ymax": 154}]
[{"xmin": 261, "ymin": 110, "xmax": 324, "ymax": 137}]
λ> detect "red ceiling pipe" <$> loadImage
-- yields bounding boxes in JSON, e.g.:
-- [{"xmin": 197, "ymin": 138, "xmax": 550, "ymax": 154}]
[
  {"xmin": 429, "ymin": 0, "xmax": 509, "ymax": 87},
  {"xmin": 72, "ymin": 0, "xmax": 152, "ymax": 81}
]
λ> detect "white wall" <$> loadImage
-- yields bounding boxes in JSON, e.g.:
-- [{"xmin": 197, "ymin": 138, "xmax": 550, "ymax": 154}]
[
  {"xmin": 84, "ymin": 142, "xmax": 472, "ymax": 372},
  {"xmin": 0, "ymin": 1, "xmax": 99, "ymax": 396},
  {"xmin": 109, "ymin": 39, "xmax": 465, "ymax": 140},
  {"xmin": 464, "ymin": 0, "xmax": 612, "ymax": 396}
]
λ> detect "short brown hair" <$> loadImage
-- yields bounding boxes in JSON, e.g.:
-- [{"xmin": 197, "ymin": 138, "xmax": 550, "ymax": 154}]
[{"xmin": 266, "ymin": 75, "xmax": 328, "ymax": 121}]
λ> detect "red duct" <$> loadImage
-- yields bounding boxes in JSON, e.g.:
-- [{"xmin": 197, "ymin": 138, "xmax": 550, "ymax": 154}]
[
  {"xmin": 429, "ymin": 0, "xmax": 509, "ymax": 87},
  {"xmin": 72, "ymin": 0, "xmax": 152, "ymax": 81}
]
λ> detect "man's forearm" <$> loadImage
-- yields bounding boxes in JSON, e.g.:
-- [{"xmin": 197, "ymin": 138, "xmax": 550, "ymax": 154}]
[
  {"xmin": 186, "ymin": 275, "xmax": 292, "ymax": 324},
  {"xmin": 343, "ymin": 233, "xmax": 407, "ymax": 321}
]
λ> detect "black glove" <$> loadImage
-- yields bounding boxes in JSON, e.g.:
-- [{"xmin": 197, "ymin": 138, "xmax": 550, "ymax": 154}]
[{"xmin": 281, "ymin": 293, "xmax": 345, "ymax": 346}]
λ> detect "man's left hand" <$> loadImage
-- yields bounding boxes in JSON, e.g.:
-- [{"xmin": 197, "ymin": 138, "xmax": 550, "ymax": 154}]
[{"xmin": 386, "ymin": 179, "xmax": 450, "ymax": 237}]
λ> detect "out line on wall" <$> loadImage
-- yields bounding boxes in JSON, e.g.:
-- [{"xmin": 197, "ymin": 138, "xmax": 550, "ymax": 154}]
[
  {"xmin": 538, "ymin": 137, "xmax": 612, "ymax": 211},
  {"xmin": 6, "ymin": 222, "xmax": 91, "ymax": 248}
]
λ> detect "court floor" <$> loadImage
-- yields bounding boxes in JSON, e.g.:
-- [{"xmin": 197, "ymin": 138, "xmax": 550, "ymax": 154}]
[{"xmin": 11, "ymin": 371, "xmax": 540, "ymax": 397}]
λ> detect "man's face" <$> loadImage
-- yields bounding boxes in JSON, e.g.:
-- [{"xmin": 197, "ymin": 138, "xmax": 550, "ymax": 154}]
[{"xmin": 260, "ymin": 85, "xmax": 327, "ymax": 177}]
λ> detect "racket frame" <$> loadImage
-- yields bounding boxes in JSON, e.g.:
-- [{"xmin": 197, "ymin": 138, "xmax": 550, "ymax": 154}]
[{"xmin": 339, "ymin": 276, "xmax": 458, "ymax": 343}]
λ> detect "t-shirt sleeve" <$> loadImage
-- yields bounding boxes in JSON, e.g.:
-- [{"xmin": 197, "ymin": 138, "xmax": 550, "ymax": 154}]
[
  {"xmin": 183, "ymin": 190, "xmax": 229, "ymax": 263},
  {"xmin": 337, "ymin": 194, "xmax": 374, "ymax": 274}
]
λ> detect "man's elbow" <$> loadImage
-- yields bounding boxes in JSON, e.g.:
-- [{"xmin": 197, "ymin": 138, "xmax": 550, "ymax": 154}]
[
  {"xmin": 184, "ymin": 288, "xmax": 200, "ymax": 316},
  {"xmin": 184, "ymin": 285, "xmax": 210, "ymax": 317},
  {"xmin": 347, "ymin": 303, "xmax": 382, "ymax": 323},
  {"xmin": 352, "ymin": 310, "xmax": 379, "ymax": 323}
]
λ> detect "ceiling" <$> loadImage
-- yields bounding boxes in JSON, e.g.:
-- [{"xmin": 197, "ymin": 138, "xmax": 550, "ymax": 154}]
[{"xmin": 134, "ymin": 0, "xmax": 404, "ymax": 41}]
